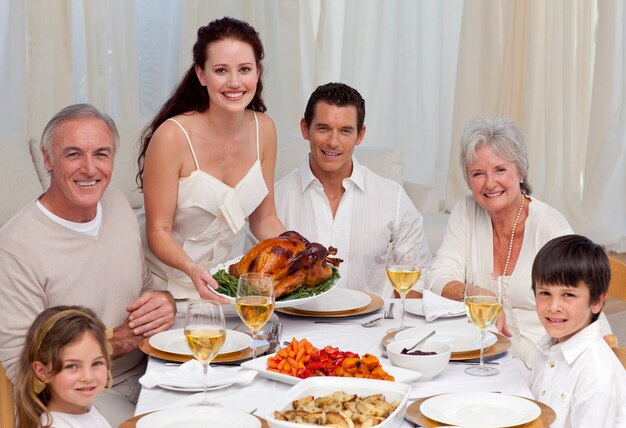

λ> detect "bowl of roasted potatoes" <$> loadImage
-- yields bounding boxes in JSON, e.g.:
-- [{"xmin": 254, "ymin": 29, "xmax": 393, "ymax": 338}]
[{"xmin": 266, "ymin": 376, "xmax": 410, "ymax": 427}]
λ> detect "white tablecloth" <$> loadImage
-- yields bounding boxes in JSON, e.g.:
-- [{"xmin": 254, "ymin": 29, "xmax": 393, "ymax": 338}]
[{"xmin": 135, "ymin": 299, "xmax": 532, "ymax": 427}]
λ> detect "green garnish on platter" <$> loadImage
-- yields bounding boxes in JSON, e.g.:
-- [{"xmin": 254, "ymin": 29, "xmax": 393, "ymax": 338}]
[{"xmin": 212, "ymin": 268, "xmax": 340, "ymax": 301}]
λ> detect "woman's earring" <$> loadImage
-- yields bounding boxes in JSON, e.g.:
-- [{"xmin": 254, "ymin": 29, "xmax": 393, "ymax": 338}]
[{"xmin": 33, "ymin": 378, "xmax": 46, "ymax": 394}]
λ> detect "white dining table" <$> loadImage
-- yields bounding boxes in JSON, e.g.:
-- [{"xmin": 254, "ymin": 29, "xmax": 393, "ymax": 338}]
[{"xmin": 134, "ymin": 298, "xmax": 533, "ymax": 427}]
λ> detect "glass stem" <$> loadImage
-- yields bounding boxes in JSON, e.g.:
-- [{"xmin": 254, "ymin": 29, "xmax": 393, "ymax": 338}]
[
  {"xmin": 400, "ymin": 293, "xmax": 406, "ymax": 329},
  {"xmin": 251, "ymin": 331, "xmax": 257, "ymax": 359},
  {"xmin": 201, "ymin": 362, "xmax": 209, "ymax": 405},
  {"xmin": 478, "ymin": 329, "xmax": 486, "ymax": 371}
]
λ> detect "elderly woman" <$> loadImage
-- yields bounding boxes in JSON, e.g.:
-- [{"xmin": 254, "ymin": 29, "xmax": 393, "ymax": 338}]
[{"xmin": 426, "ymin": 116, "xmax": 611, "ymax": 367}]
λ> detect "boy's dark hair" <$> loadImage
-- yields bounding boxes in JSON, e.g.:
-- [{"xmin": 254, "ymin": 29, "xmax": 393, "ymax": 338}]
[
  {"xmin": 303, "ymin": 82, "xmax": 366, "ymax": 133},
  {"xmin": 532, "ymin": 234, "xmax": 609, "ymax": 322}
]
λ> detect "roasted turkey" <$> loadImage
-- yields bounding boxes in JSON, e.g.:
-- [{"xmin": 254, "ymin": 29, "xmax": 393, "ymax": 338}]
[{"xmin": 229, "ymin": 231, "xmax": 342, "ymax": 298}]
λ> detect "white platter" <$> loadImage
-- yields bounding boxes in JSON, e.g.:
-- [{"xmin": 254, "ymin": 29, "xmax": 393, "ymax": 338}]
[
  {"xmin": 137, "ymin": 406, "xmax": 261, "ymax": 428},
  {"xmin": 266, "ymin": 377, "xmax": 410, "ymax": 428},
  {"xmin": 210, "ymin": 256, "xmax": 341, "ymax": 308},
  {"xmin": 241, "ymin": 353, "xmax": 421, "ymax": 385},
  {"xmin": 395, "ymin": 324, "xmax": 497, "ymax": 353},
  {"xmin": 149, "ymin": 328, "xmax": 251, "ymax": 356},
  {"xmin": 404, "ymin": 299, "xmax": 465, "ymax": 318},
  {"xmin": 420, "ymin": 392, "xmax": 541, "ymax": 428},
  {"xmin": 290, "ymin": 288, "xmax": 371, "ymax": 312}
]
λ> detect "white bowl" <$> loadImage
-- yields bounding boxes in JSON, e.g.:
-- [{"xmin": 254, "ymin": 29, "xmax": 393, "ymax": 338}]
[
  {"xmin": 265, "ymin": 376, "xmax": 410, "ymax": 427},
  {"xmin": 386, "ymin": 339, "xmax": 451, "ymax": 380}
]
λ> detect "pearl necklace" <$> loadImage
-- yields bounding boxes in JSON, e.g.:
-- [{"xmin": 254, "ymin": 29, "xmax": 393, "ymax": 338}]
[{"xmin": 502, "ymin": 195, "xmax": 526, "ymax": 277}]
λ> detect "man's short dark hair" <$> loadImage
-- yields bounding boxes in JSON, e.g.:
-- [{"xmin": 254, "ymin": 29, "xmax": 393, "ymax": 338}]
[
  {"xmin": 531, "ymin": 234, "xmax": 609, "ymax": 322},
  {"xmin": 303, "ymin": 82, "xmax": 366, "ymax": 133}
]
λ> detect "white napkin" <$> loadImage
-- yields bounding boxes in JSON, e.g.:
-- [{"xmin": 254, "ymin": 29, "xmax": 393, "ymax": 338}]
[
  {"xmin": 139, "ymin": 360, "xmax": 257, "ymax": 389},
  {"xmin": 422, "ymin": 289, "xmax": 466, "ymax": 321}
]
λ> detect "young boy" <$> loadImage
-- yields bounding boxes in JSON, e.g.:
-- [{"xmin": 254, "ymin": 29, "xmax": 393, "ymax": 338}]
[{"xmin": 530, "ymin": 234, "xmax": 625, "ymax": 428}]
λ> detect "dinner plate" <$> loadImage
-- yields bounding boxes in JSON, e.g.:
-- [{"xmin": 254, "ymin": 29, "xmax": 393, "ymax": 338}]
[
  {"xmin": 395, "ymin": 324, "xmax": 497, "ymax": 353},
  {"xmin": 404, "ymin": 299, "xmax": 465, "ymax": 318},
  {"xmin": 276, "ymin": 292, "xmax": 384, "ymax": 318},
  {"xmin": 405, "ymin": 395, "xmax": 556, "ymax": 428},
  {"xmin": 419, "ymin": 393, "xmax": 542, "ymax": 428},
  {"xmin": 240, "ymin": 353, "xmax": 421, "ymax": 385},
  {"xmin": 284, "ymin": 288, "xmax": 371, "ymax": 313},
  {"xmin": 149, "ymin": 328, "xmax": 251, "ymax": 356},
  {"xmin": 210, "ymin": 256, "xmax": 340, "ymax": 308},
  {"xmin": 136, "ymin": 406, "xmax": 261, "ymax": 428},
  {"xmin": 139, "ymin": 337, "xmax": 269, "ymax": 364},
  {"xmin": 158, "ymin": 383, "xmax": 232, "ymax": 393}
]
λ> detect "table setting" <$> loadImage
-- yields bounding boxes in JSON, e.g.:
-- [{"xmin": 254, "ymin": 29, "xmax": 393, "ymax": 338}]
[{"xmin": 121, "ymin": 243, "xmax": 554, "ymax": 427}]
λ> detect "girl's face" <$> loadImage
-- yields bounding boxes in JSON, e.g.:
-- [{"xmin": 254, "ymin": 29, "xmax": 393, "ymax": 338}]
[
  {"xmin": 195, "ymin": 38, "xmax": 260, "ymax": 113},
  {"xmin": 34, "ymin": 332, "xmax": 108, "ymax": 414}
]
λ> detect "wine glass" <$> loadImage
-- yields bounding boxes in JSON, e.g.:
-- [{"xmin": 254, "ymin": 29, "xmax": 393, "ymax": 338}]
[
  {"xmin": 386, "ymin": 242, "xmax": 422, "ymax": 332},
  {"xmin": 184, "ymin": 300, "xmax": 226, "ymax": 406},
  {"xmin": 236, "ymin": 272, "xmax": 275, "ymax": 358},
  {"xmin": 463, "ymin": 273, "xmax": 503, "ymax": 376}
]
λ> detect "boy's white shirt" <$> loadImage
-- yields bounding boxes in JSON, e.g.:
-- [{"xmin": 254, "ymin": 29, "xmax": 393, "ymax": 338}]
[{"xmin": 530, "ymin": 321, "xmax": 626, "ymax": 428}]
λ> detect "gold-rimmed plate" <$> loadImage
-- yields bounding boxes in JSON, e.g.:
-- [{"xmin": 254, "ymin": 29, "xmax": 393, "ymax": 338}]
[
  {"xmin": 382, "ymin": 330, "xmax": 510, "ymax": 360},
  {"xmin": 120, "ymin": 411, "xmax": 269, "ymax": 428},
  {"xmin": 139, "ymin": 335, "xmax": 268, "ymax": 364},
  {"xmin": 405, "ymin": 394, "xmax": 556, "ymax": 428},
  {"xmin": 276, "ymin": 292, "xmax": 383, "ymax": 318}
]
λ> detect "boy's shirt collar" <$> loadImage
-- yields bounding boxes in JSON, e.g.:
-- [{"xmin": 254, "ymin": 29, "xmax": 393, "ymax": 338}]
[{"xmin": 538, "ymin": 321, "xmax": 602, "ymax": 365}]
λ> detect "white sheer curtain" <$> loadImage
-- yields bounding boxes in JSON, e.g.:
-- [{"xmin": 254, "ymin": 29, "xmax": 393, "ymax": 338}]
[
  {"xmin": 315, "ymin": 0, "xmax": 463, "ymax": 187},
  {"xmin": 1, "ymin": 0, "xmax": 625, "ymax": 250},
  {"xmin": 446, "ymin": 0, "xmax": 597, "ymax": 221},
  {"xmin": 583, "ymin": 0, "xmax": 626, "ymax": 252},
  {"xmin": 0, "ymin": 1, "xmax": 26, "ymax": 135}
]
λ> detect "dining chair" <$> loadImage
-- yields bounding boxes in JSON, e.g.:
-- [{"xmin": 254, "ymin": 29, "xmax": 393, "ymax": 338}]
[
  {"xmin": 0, "ymin": 363, "xmax": 15, "ymax": 428},
  {"xmin": 604, "ymin": 334, "xmax": 626, "ymax": 369},
  {"xmin": 608, "ymin": 256, "xmax": 626, "ymax": 301}
]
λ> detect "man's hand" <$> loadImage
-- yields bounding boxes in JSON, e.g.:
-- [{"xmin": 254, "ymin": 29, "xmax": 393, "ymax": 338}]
[
  {"xmin": 126, "ymin": 290, "xmax": 176, "ymax": 337},
  {"xmin": 110, "ymin": 321, "xmax": 143, "ymax": 359}
]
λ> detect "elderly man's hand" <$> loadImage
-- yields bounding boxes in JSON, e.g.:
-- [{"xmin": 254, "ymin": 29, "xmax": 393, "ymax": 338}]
[{"xmin": 126, "ymin": 290, "xmax": 176, "ymax": 337}]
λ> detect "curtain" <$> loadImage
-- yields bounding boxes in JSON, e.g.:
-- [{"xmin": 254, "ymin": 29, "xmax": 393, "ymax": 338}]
[
  {"xmin": 316, "ymin": 0, "xmax": 463, "ymax": 187},
  {"xmin": 0, "ymin": 1, "xmax": 26, "ymax": 135},
  {"xmin": 1, "ymin": 0, "xmax": 625, "ymax": 250},
  {"xmin": 583, "ymin": 0, "xmax": 626, "ymax": 252},
  {"xmin": 446, "ymin": 0, "xmax": 597, "ymax": 233}
]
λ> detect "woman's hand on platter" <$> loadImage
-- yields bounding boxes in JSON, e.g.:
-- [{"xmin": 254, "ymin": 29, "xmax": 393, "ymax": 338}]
[
  {"xmin": 190, "ymin": 263, "xmax": 230, "ymax": 303},
  {"xmin": 496, "ymin": 310, "xmax": 512, "ymax": 337}
]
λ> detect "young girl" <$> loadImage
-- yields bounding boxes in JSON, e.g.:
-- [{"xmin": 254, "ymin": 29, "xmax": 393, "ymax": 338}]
[{"xmin": 15, "ymin": 306, "xmax": 112, "ymax": 428}]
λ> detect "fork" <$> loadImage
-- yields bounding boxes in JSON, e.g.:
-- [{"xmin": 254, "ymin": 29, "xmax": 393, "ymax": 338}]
[{"xmin": 384, "ymin": 303, "xmax": 395, "ymax": 319}]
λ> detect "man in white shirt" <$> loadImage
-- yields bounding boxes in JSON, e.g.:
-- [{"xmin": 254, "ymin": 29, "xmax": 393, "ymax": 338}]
[{"xmin": 274, "ymin": 83, "xmax": 431, "ymax": 298}]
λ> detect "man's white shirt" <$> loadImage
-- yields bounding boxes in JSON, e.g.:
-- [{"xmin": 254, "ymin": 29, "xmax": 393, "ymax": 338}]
[{"xmin": 274, "ymin": 156, "xmax": 431, "ymax": 298}]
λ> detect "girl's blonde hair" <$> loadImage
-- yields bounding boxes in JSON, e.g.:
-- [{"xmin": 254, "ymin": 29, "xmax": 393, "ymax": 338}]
[{"xmin": 15, "ymin": 306, "xmax": 111, "ymax": 428}]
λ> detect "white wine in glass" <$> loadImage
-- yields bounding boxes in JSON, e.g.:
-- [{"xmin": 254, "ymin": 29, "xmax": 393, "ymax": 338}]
[
  {"xmin": 386, "ymin": 242, "xmax": 422, "ymax": 331},
  {"xmin": 463, "ymin": 273, "xmax": 503, "ymax": 376},
  {"xmin": 184, "ymin": 300, "xmax": 226, "ymax": 406},
  {"xmin": 236, "ymin": 272, "xmax": 275, "ymax": 358}
]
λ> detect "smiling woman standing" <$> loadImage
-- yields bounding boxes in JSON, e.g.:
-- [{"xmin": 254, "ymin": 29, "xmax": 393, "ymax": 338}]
[
  {"xmin": 426, "ymin": 117, "xmax": 611, "ymax": 367},
  {"xmin": 136, "ymin": 17, "xmax": 284, "ymax": 302}
]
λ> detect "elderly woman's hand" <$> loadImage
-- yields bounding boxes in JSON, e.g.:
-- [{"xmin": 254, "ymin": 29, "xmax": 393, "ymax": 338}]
[{"xmin": 496, "ymin": 310, "xmax": 512, "ymax": 337}]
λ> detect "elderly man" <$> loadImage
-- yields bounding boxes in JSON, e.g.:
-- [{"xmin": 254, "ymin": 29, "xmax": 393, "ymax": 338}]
[
  {"xmin": 0, "ymin": 104, "xmax": 176, "ymax": 426},
  {"xmin": 274, "ymin": 83, "xmax": 432, "ymax": 298}
]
